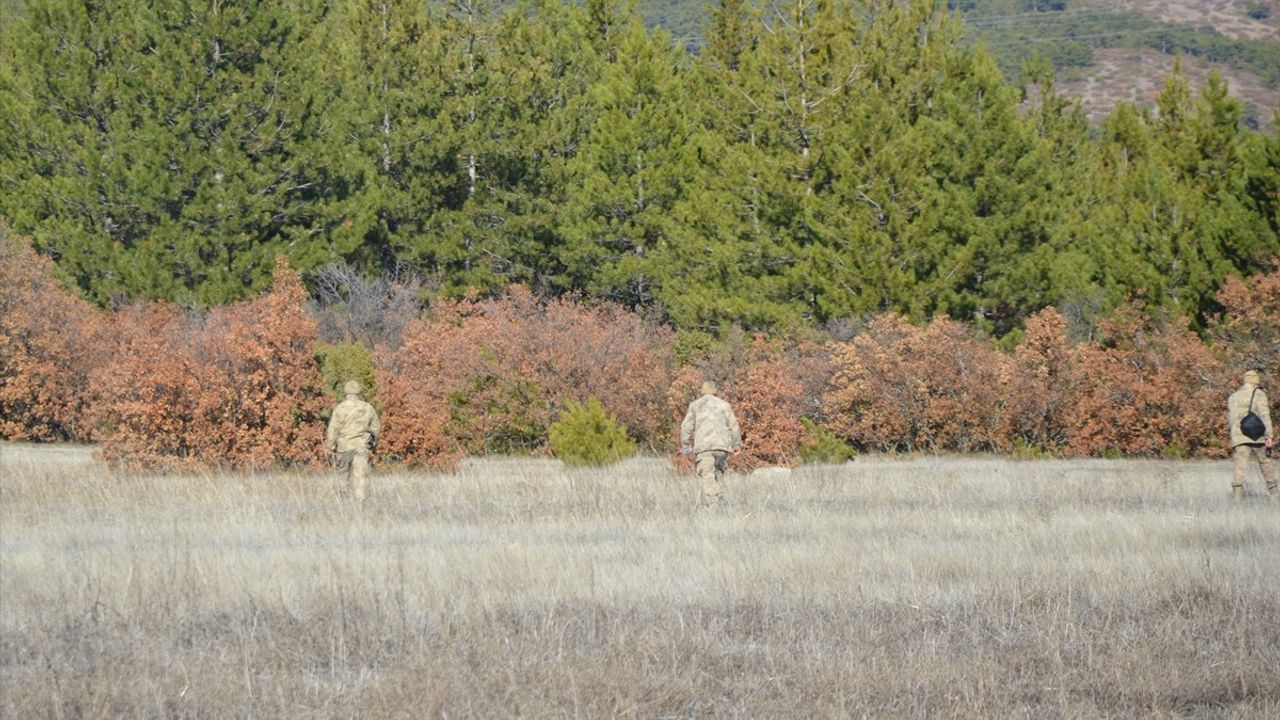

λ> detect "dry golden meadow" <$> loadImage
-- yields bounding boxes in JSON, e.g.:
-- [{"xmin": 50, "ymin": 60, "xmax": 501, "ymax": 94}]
[{"xmin": 2, "ymin": 444, "xmax": 1278, "ymax": 719}]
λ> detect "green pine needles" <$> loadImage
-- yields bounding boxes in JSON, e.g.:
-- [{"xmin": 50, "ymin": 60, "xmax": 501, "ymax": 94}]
[
  {"xmin": 549, "ymin": 399, "xmax": 638, "ymax": 467},
  {"xmin": 2, "ymin": 0, "xmax": 1276, "ymax": 335},
  {"xmin": 798, "ymin": 418, "xmax": 856, "ymax": 465},
  {"xmin": 315, "ymin": 342, "xmax": 378, "ymax": 405}
]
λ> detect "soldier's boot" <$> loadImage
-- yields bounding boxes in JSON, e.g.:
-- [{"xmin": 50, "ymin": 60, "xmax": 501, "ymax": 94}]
[{"xmin": 1232, "ymin": 485, "xmax": 1245, "ymax": 505}]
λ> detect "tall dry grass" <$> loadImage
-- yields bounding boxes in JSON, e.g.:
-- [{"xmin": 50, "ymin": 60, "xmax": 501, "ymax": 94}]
[{"xmin": 1, "ymin": 444, "xmax": 1277, "ymax": 718}]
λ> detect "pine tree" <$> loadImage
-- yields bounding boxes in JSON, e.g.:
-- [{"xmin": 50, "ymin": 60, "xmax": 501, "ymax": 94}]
[
  {"xmin": 333, "ymin": 0, "xmax": 452, "ymax": 273},
  {"xmin": 387, "ymin": 0, "xmax": 607, "ymax": 295},
  {"xmin": 640, "ymin": 0, "xmax": 809, "ymax": 331},
  {"xmin": 1076, "ymin": 66, "xmax": 1280, "ymax": 325},
  {"xmin": 557, "ymin": 17, "xmax": 698, "ymax": 312},
  {"xmin": 1244, "ymin": 113, "xmax": 1280, "ymax": 241},
  {"xmin": 0, "ymin": 0, "xmax": 362, "ymax": 305},
  {"xmin": 460, "ymin": 0, "xmax": 605, "ymax": 292}
]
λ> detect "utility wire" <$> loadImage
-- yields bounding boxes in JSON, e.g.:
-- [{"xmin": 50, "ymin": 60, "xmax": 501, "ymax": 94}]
[
  {"xmin": 962, "ymin": 10, "xmax": 1122, "ymax": 28},
  {"xmin": 978, "ymin": 26, "xmax": 1186, "ymax": 47},
  {"xmin": 952, "ymin": 1, "xmax": 1154, "ymax": 22}
]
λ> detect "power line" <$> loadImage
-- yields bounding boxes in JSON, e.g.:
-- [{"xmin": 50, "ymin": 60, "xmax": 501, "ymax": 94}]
[
  {"xmin": 961, "ymin": 9, "xmax": 1123, "ymax": 28},
  {"xmin": 952, "ymin": 0, "xmax": 1157, "ymax": 20},
  {"xmin": 978, "ymin": 26, "xmax": 1184, "ymax": 47}
]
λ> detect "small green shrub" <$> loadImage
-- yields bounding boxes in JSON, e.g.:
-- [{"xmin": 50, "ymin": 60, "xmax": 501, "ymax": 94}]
[
  {"xmin": 446, "ymin": 374, "xmax": 546, "ymax": 455},
  {"xmin": 315, "ymin": 341, "xmax": 378, "ymax": 405},
  {"xmin": 1010, "ymin": 437, "xmax": 1051, "ymax": 459},
  {"xmin": 549, "ymin": 399, "xmax": 638, "ymax": 467},
  {"xmin": 798, "ymin": 419, "xmax": 856, "ymax": 465}
]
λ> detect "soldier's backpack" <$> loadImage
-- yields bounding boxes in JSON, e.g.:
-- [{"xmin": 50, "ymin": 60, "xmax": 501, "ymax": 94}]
[{"xmin": 1240, "ymin": 388, "xmax": 1267, "ymax": 441}]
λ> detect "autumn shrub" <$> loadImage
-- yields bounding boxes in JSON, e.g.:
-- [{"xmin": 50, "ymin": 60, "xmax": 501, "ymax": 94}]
[
  {"xmin": 377, "ymin": 287, "xmax": 673, "ymax": 466},
  {"xmin": 1212, "ymin": 262, "xmax": 1280, "ymax": 375},
  {"xmin": 368, "ymin": 359, "xmax": 457, "ymax": 470},
  {"xmin": 667, "ymin": 333, "xmax": 818, "ymax": 469},
  {"xmin": 0, "ymin": 229, "xmax": 112, "ymax": 442},
  {"xmin": 89, "ymin": 259, "xmax": 328, "ymax": 470},
  {"xmin": 1064, "ymin": 305, "xmax": 1226, "ymax": 458},
  {"xmin": 999, "ymin": 307, "xmax": 1077, "ymax": 453},
  {"xmin": 548, "ymin": 398, "xmax": 638, "ymax": 467},
  {"xmin": 86, "ymin": 304, "xmax": 204, "ymax": 470},
  {"xmin": 824, "ymin": 314, "xmax": 1012, "ymax": 453},
  {"xmin": 446, "ymin": 374, "xmax": 546, "ymax": 455}
]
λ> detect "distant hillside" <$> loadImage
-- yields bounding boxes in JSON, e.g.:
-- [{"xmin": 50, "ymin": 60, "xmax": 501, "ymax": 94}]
[{"xmin": 637, "ymin": 0, "xmax": 1280, "ymax": 124}]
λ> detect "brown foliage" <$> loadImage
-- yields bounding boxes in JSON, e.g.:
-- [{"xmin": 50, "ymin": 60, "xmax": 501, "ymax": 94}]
[
  {"xmin": 1213, "ymin": 263, "xmax": 1280, "ymax": 376},
  {"xmin": 377, "ymin": 288, "xmax": 674, "ymax": 466},
  {"xmin": 667, "ymin": 334, "xmax": 823, "ymax": 469},
  {"xmin": 86, "ymin": 304, "xmax": 203, "ymax": 469},
  {"xmin": 0, "ymin": 229, "xmax": 111, "ymax": 441},
  {"xmin": 8, "ymin": 220, "xmax": 1271, "ymax": 467},
  {"xmin": 823, "ymin": 308, "xmax": 1231, "ymax": 458},
  {"xmin": 89, "ymin": 259, "xmax": 327, "ymax": 470},
  {"xmin": 825, "ymin": 315, "xmax": 1012, "ymax": 453},
  {"xmin": 1001, "ymin": 308, "xmax": 1077, "ymax": 452},
  {"xmin": 1065, "ymin": 306, "xmax": 1225, "ymax": 458}
]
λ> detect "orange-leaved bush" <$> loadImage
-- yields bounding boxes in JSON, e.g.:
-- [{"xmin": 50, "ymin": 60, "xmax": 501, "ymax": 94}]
[
  {"xmin": 1000, "ymin": 307, "xmax": 1077, "ymax": 453},
  {"xmin": 1065, "ymin": 305, "xmax": 1226, "ymax": 458},
  {"xmin": 86, "ymin": 304, "xmax": 204, "ymax": 470},
  {"xmin": 89, "ymin": 258, "xmax": 328, "ymax": 470},
  {"xmin": 1212, "ymin": 261, "xmax": 1280, "ymax": 375},
  {"xmin": 377, "ymin": 287, "xmax": 673, "ymax": 466},
  {"xmin": 824, "ymin": 314, "xmax": 1012, "ymax": 453},
  {"xmin": 0, "ymin": 228, "xmax": 111, "ymax": 441},
  {"xmin": 667, "ymin": 334, "xmax": 819, "ymax": 469}
]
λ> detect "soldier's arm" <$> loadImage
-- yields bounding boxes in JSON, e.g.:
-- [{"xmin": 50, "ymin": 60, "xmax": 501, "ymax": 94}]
[
  {"xmin": 326, "ymin": 407, "xmax": 340, "ymax": 450},
  {"xmin": 1229, "ymin": 392, "xmax": 1244, "ymax": 429},
  {"xmin": 366, "ymin": 404, "xmax": 378, "ymax": 443},
  {"xmin": 680, "ymin": 405, "xmax": 695, "ymax": 449},
  {"xmin": 727, "ymin": 407, "xmax": 742, "ymax": 450}
]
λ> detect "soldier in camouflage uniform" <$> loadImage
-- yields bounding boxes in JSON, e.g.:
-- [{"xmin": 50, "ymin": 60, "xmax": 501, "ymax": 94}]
[
  {"xmin": 327, "ymin": 380, "xmax": 380, "ymax": 503},
  {"xmin": 1226, "ymin": 369, "xmax": 1278, "ymax": 504},
  {"xmin": 680, "ymin": 381, "xmax": 742, "ymax": 509}
]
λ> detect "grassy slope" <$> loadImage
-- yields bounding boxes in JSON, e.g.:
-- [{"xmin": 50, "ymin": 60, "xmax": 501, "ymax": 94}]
[{"xmin": 2, "ymin": 451, "xmax": 1278, "ymax": 717}]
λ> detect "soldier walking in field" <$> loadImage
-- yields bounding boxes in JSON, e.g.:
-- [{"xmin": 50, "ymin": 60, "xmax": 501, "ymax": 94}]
[
  {"xmin": 327, "ymin": 380, "xmax": 380, "ymax": 503},
  {"xmin": 1226, "ymin": 369, "xmax": 1278, "ymax": 504},
  {"xmin": 681, "ymin": 381, "xmax": 742, "ymax": 510}
]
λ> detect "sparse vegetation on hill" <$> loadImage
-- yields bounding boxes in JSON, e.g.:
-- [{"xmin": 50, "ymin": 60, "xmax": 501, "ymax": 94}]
[
  {"xmin": 637, "ymin": 0, "xmax": 1280, "ymax": 119},
  {"xmin": 964, "ymin": 6, "xmax": 1280, "ymax": 88}
]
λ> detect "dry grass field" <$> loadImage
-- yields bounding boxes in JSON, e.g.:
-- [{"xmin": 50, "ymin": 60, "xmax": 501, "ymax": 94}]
[{"xmin": 2, "ymin": 445, "xmax": 1278, "ymax": 719}]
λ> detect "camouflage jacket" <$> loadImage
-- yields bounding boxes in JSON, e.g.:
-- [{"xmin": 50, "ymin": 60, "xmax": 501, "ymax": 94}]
[
  {"xmin": 680, "ymin": 394, "xmax": 742, "ymax": 454},
  {"xmin": 327, "ymin": 398, "xmax": 380, "ymax": 454},
  {"xmin": 1227, "ymin": 384, "xmax": 1272, "ymax": 448}
]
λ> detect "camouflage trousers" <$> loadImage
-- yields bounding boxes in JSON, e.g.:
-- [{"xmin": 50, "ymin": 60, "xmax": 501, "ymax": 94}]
[
  {"xmin": 695, "ymin": 450, "xmax": 729, "ymax": 508},
  {"xmin": 336, "ymin": 450, "xmax": 371, "ymax": 502},
  {"xmin": 1233, "ymin": 445, "xmax": 1277, "ymax": 492}
]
